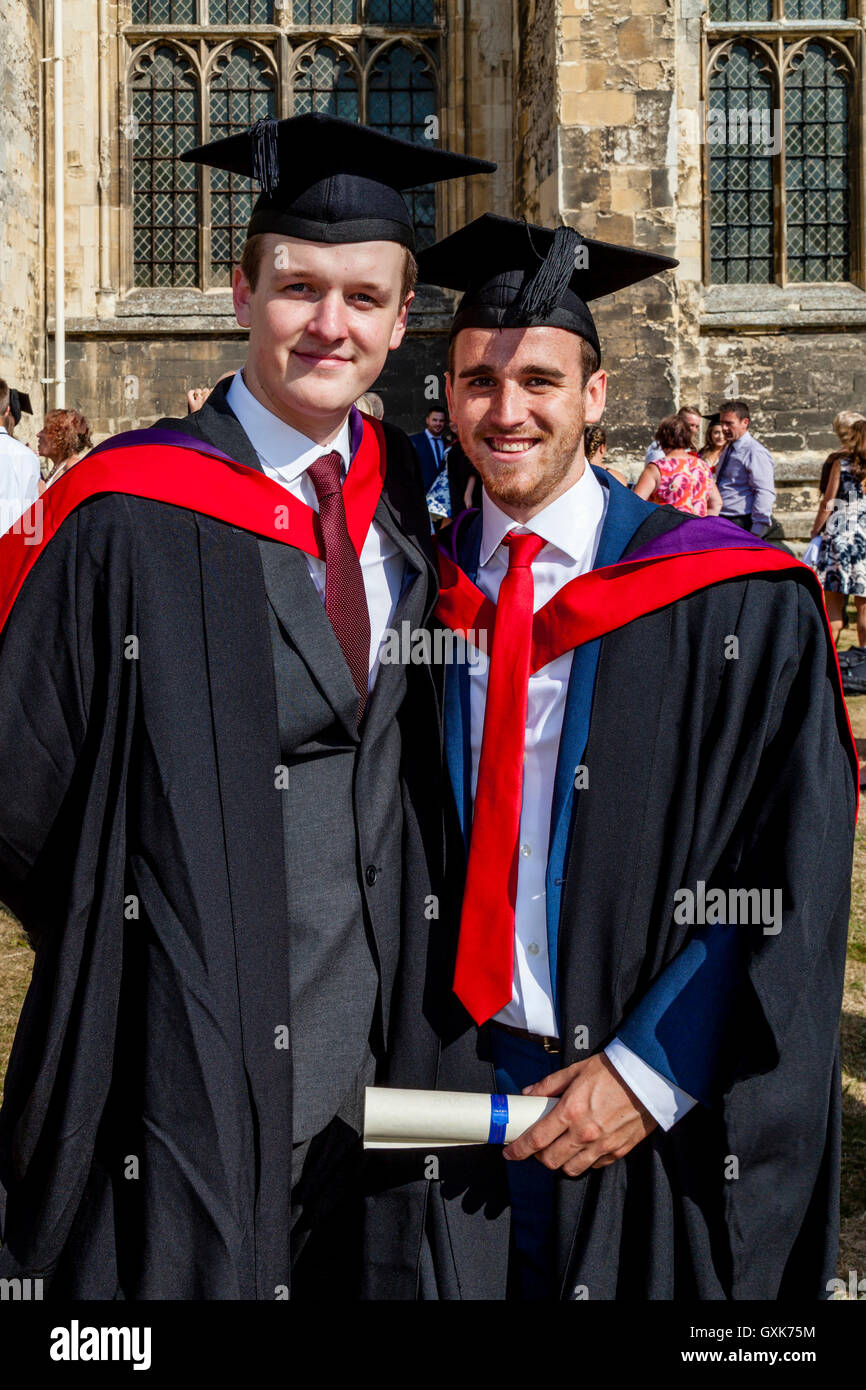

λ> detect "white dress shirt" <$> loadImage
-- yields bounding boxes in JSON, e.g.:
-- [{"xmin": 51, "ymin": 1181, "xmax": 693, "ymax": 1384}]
[
  {"xmin": 0, "ymin": 427, "xmax": 40, "ymax": 536},
  {"xmin": 226, "ymin": 370, "xmax": 404, "ymax": 692},
  {"xmin": 469, "ymin": 464, "xmax": 696, "ymax": 1131}
]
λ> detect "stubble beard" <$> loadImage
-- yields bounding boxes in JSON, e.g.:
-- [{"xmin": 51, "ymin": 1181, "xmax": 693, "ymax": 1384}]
[{"xmin": 465, "ymin": 410, "xmax": 587, "ymax": 512}]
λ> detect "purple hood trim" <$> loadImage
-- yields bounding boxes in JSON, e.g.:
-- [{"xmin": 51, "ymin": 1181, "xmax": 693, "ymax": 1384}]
[
  {"xmin": 627, "ymin": 515, "xmax": 776, "ymax": 564},
  {"xmin": 87, "ymin": 404, "xmax": 366, "ymax": 467}
]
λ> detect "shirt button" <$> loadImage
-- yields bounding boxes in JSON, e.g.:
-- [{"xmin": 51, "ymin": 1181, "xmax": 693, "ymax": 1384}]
[
  {"xmin": 527, "ymin": 942, "xmax": 540, "ymax": 956},
  {"xmin": 520, "ymin": 843, "xmax": 532, "ymax": 857},
  {"xmin": 365, "ymin": 865, "xmax": 378, "ymax": 886}
]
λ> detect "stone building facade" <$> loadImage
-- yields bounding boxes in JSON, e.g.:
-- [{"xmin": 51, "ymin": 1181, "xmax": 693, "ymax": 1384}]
[{"xmin": 2, "ymin": 0, "xmax": 865, "ymax": 539}]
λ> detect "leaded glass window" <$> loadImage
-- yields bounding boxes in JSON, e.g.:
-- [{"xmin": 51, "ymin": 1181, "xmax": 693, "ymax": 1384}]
[
  {"xmin": 785, "ymin": 0, "xmax": 847, "ymax": 16},
  {"xmin": 291, "ymin": 1, "xmax": 358, "ymax": 20},
  {"xmin": 709, "ymin": 45, "xmax": 775, "ymax": 283},
  {"xmin": 785, "ymin": 42, "xmax": 849, "ymax": 281},
  {"xmin": 210, "ymin": 46, "xmax": 277, "ymax": 283},
  {"xmin": 131, "ymin": 47, "xmax": 200, "ymax": 287},
  {"xmin": 368, "ymin": 43, "xmax": 436, "ymax": 246},
  {"xmin": 708, "ymin": 0, "xmax": 772, "ymax": 21},
  {"xmin": 293, "ymin": 44, "xmax": 360, "ymax": 118},
  {"xmin": 367, "ymin": 0, "xmax": 436, "ymax": 22},
  {"xmin": 132, "ymin": 0, "xmax": 275, "ymax": 17},
  {"xmin": 208, "ymin": 0, "xmax": 274, "ymax": 20},
  {"xmin": 125, "ymin": 5, "xmax": 442, "ymax": 290},
  {"xmin": 132, "ymin": 0, "xmax": 196, "ymax": 20}
]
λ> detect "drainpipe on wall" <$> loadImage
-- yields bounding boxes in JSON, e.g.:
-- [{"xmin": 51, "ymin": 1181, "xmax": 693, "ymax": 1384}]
[{"xmin": 51, "ymin": 0, "xmax": 65, "ymax": 408}]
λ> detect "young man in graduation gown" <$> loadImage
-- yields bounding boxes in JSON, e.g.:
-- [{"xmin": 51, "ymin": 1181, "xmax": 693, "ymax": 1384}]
[
  {"xmin": 0, "ymin": 114, "xmax": 492, "ymax": 1300},
  {"xmin": 363, "ymin": 214, "xmax": 858, "ymax": 1301}
]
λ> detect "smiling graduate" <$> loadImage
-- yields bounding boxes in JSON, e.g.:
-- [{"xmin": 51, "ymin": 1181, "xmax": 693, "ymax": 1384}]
[
  {"xmin": 0, "ymin": 114, "xmax": 493, "ymax": 1299},
  {"xmin": 363, "ymin": 214, "xmax": 858, "ymax": 1302}
]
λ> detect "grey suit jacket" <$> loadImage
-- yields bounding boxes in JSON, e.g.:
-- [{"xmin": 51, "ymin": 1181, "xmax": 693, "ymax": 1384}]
[{"xmin": 154, "ymin": 378, "xmax": 440, "ymax": 1140}]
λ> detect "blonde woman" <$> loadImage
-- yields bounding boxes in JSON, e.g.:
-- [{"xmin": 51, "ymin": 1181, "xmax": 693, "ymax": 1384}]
[{"xmin": 814, "ymin": 418, "xmax": 866, "ymax": 645}]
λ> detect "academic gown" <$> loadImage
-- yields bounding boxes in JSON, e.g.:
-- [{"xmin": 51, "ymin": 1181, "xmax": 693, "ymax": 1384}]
[
  {"xmin": 363, "ymin": 467, "xmax": 857, "ymax": 1301},
  {"xmin": 0, "ymin": 380, "xmax": 443, "ymax": 1299}
]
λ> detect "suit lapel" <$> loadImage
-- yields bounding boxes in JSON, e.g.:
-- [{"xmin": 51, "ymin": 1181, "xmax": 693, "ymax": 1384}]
[
  {"xmin": 545, "ymin": 472, "xmax": 672, "ymax": 1012},
  {"xmin": 257, "ymin": 539, "xmax": 362, "ymax": 742},
  {"xmin": 377, "ymin": 446, "xmax": 438, "ymax": 617},
  {"xmin": 549, "ymin": 472, "xmax": 656, "ymax": 836},
  {"xmin": 186, "ymin": 380, "xmax": 361, "ymax": 743}
]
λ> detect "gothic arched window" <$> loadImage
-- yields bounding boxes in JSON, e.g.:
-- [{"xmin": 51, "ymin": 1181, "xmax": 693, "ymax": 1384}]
[
  {"xmin": 130, "ymin": 45, "xmax": 200, "ymax": 288},
  {"xmin": 705, "ymin": 1, "xmax": 857, "ymax": 285},
  {"xmin": 209, "ymin": 45, "xmax": 277, "ymax": 282},
  {"xmin": 368, "ymin": 43, "xmax": 437, "ymax": 247},
  {"xmin": 708, "ymin": 44, "xmax": 775, "ymax": 283},
  {"xmin": 125, "ymin": 0, "xmax": 442, "ymax": 291},
  {"xmin": 785, "ymin": 41, "xmax": 850, "ymax": 282}
]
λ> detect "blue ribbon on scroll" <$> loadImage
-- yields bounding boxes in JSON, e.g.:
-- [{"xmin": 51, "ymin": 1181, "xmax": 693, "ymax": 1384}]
[{"xmin": 488, "ymin": 1094, "xmax": 509, "ymax": 1144}]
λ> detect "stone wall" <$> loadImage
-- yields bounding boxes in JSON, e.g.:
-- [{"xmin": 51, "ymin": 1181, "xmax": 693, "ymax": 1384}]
[
  {"xmin": 557, "ymin": 0, "xmax": 682, "ymax": 448},
  {"xmin": 515, "ymin": 0, "xmax": 559, "ymax": 220},
  {"xmin": 0, "ymin": 0, "xmax": 44, "ymax": 452}
]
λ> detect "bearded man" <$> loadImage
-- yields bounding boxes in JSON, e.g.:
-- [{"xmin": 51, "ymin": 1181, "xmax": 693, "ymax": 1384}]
[{"xmin": 363, "ymin": 214, "xmax": 857, "ymax": 1302}]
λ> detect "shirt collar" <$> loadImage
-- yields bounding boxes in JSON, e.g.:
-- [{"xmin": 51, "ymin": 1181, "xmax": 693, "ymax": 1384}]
[
  {"xmin": 479, "ymin": 460, "xmax": 606, "ymax": 568},
  {"xmin": 226, "ymin": 367, "xmax": 351, "ymax": 484}
]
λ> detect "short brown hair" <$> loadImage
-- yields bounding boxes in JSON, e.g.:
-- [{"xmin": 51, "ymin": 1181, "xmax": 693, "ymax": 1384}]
[
  {"xmin": 239, "ymin": 234, "xmax": 418, "ymax": 302},
  {"xmin": 719, "ymin": 398, "xmax": 750, "ymax": 421},
  {"xmin": 447, "ymin": 331, "xmax": 600, "ymax": 386},
  {"xmin": 0, "ymin": 379, "xmax": 8, "ymax": 415},
  {"xmin": 677, "ymin": 404, "xmax": 701, "ymax": 419},
  {"xmin": 656, "ymin": 414, "xmax": 694, "ymax": 452}
]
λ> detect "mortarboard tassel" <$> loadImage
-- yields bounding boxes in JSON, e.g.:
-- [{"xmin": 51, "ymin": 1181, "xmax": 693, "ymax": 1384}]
[
  {"xmin": 250, "ymin": 117, "xmax": 281, "ymax": 195},
  {"xmin": 508, "ymin": 223, "xmax": 584, "ymax": 323}
]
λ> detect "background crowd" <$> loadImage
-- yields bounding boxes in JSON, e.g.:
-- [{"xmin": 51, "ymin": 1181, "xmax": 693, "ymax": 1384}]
[{"xmin": 3, "ymin": 371, "xmax": 866, "ymax": 656}]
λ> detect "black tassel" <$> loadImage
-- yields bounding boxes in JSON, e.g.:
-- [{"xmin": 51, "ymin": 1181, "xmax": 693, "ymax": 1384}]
[
  {"xmin": 509, "ymin": 223, "xmax": 584, "ymax": 321},
  {"xmin": 251, "ymin": 117, "xmax": 280, "ymax": 195}
]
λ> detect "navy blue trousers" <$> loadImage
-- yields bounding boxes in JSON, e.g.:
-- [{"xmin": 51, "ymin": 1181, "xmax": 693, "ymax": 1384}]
[{"xmin": 490, "ymin": 1027, "xmax": 558, "ymax": 1301}]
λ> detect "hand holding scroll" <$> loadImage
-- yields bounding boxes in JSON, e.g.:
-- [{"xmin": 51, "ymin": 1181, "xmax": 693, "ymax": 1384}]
[{"xmin": 504, "ymin": 1053, "xmax": 658, "ymax": 1177}]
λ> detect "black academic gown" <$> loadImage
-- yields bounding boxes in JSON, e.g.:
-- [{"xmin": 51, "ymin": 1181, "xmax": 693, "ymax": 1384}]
[
  {"xmin": 0, "ymin": 382, "xmax": 444, "ymax": 1299},
  {"xmin": 363, "ymin": 495, "xmax": 857, "ymax": 1301}
]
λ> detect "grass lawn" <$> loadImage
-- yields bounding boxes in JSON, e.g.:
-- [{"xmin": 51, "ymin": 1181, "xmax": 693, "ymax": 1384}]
[{"xmin": 1, "ymin": 636, "xmax": 865, "ymax": 1285}]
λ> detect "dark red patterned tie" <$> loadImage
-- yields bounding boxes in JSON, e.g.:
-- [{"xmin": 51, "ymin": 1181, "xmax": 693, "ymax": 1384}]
[{"xmin": 307, "ymin": 450, "xmax": 371, "ymax": 722}]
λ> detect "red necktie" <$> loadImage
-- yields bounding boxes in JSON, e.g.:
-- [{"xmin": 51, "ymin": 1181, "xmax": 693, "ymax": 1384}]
[
  {"xmin": 307, "ymin": 450, "xmax": 371, "ymax": 721},
  {"xmin": 453, "ymin": 529, "xmax": 545, "ymax": 1025}
]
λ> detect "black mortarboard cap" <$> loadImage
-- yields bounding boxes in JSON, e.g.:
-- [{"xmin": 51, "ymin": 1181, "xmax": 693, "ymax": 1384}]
[
  {"xmin": 181, "ymin": 113, "xmax": 495, "ymax": 252},
  {"xmin": 417, "ymin": 213, "xmax": 678, "ymax": 364},
  {"xmin": 8, "ymin": 389, "xmax": 33, "ymax": 425}
]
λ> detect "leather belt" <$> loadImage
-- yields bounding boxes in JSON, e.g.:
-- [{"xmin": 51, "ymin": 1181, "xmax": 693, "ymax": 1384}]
[{"xmin": 491, "ymin": 1021, "xmax": 561, "ymax": 1054}]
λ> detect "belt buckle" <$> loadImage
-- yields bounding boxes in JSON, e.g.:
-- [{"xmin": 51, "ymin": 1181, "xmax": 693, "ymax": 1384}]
[{"xmin": 542, "ymin": 1036, "xmax": 560, "ymax": 1055}]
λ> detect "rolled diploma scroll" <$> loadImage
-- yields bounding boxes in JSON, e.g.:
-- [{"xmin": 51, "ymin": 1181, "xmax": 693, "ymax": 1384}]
[{"xmin": 364, "ymin": 1086, "xmax": 557, "ymax": 1149}]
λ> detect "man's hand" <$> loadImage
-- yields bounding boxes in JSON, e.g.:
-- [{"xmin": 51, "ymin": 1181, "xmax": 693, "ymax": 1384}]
[{"xmin": 503, "ymin": 1052, "xmax": 658, "ymax": 1177}]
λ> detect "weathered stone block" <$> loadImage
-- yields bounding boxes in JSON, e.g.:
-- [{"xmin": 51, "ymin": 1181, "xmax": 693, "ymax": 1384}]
[
  {"xmin": 561, "ymin": 91, "xmax": 636, "ymax": 126},
  {"xmin": 617, "ymin": 17, "xmax": 655, "ymax": 61}
]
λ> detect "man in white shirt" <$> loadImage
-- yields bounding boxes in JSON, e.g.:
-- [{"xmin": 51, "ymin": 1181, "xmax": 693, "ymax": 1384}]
[
  {"xmin": 0, "ymin": 114, "xmax": 494, "ymax": 1301},
  {"xmin": 0, "ymin": 381, "xmax": 40, "ymax": 534},
  {"xmin": 365, "ymin": 214, "xmax": 856, "ymax": 1302}
]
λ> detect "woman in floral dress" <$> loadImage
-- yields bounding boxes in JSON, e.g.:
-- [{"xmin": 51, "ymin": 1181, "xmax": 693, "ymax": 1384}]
[
  {"xmin": 633, "ymin": 413, "xmax": 722, "ymax": 517},
  {"xmin": 814, "ymin": 418, "xmax": 866, "ymax": 646}
]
